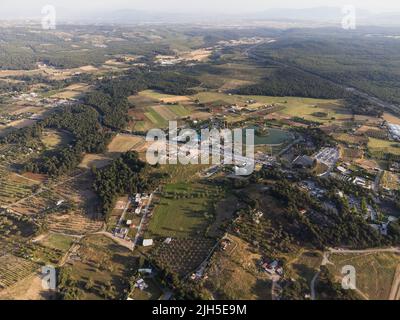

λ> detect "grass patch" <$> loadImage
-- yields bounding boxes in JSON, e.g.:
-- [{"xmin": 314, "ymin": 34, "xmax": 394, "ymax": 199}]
[
  {"xmin": 147, "ymin": 182, "xmax": 225, "ymax": 238},
  {"xmin": 41, "ymin": 130, "xmax": 73, "ymax": 150},
  {"xmin": 40, "ymin": 233, "xmax": 75, "ymax": 252},
  {"xmin": 204, "ymin": 234, "xmax": 272, "ymax": 300},
  {"xmin": 326, "ymin": 252, "xmax": 400, "ymax": 300}
]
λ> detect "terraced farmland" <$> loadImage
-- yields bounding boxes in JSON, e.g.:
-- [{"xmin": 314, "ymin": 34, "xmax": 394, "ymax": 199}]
[
  {"xmin": 0, "ymin": 169, "xmax": 37, "ymax": 207},
  {"xmin": 0, "ymin": 254, "xmax": 39, "ymax": 289},
  {"xmin": 47, "ymin": 213, "xmax": 103, "ymax": 235},
  {"xmin": 10, "ymin": 190, "xmax": 61, "ymax": 216}
]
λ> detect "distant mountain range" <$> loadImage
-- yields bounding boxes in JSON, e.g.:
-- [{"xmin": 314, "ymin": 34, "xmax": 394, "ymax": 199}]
[{"xmin": 248, "ymin": 7, "xmax": 370, "ymax": 21}]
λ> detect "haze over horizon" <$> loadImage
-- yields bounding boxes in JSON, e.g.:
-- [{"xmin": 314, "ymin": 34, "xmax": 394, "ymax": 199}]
[{"xmin": 1, "ymin": 0, "xmax": 400, "ymax": 17}]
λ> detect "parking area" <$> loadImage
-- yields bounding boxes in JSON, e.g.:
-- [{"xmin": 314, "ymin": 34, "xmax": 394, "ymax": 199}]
[{"xmin": 313, "ymin": 147, "xmax": 339, "ymax": 168}]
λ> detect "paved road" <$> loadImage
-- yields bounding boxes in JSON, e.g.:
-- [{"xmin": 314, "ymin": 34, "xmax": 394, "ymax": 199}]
[{"xmin": 310, "ymin": 271, "xmax": 320, "ymax": 300}]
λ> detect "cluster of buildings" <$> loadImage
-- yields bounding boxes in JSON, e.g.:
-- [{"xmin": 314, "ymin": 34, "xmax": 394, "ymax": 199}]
[
  {"xmin": 134, "ymin": 278, "xmax": 149, "ymax": 291},
  {"xmin": 370, "ymin": 216, "xmax": 398, "ymax": 236},
  {"xmin": 11, "ymin": 91, "xmax": 75, "ymax": 109},
  {"xmin": 0, "ymin": 112, "xmax": 33, "ymax": 125},
  {"xmin": 299, "ymin": 180, "xmax": 326, "ymax": 199},
  {"xmin": 313, "ymin": 147, "xmax": 340, "ymax": 170},
  {"xmin": 217, "ymin": 37, "xmax": 270, "ymax": 47},
  {"xmin": 260, "ymin": 258, "xmax": 284, "ymax": 276},
  {"xmin": 114, "ymin": 193, "xmax": 150, "ymax": 240},
  {"xmin": 333, "ymin": 163, "xmax": 374, "ymax": 190}
]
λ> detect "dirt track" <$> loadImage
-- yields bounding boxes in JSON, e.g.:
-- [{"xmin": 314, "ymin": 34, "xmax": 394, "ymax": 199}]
[{"xmin": 389, "ymin": 264, "xmax": 400, "ymax": 300}]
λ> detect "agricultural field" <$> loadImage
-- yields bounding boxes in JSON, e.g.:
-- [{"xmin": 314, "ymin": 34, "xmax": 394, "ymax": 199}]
[
  {"xmin": 0, "ymin": 271, "xmax": 54, "ymax": 300},
  {"xmin": 128, "ymin": 90, "xmax": 209, "ymax": 132},
  {"xmin": 195, "ymin": 92, "xmax": 340, "ymax": 111},
  {"xmin": 157, "ymin": 163, "xmax": 209, "ymax": 184},
  {"xmin": 197, "ymin": 63, "xmax": 264, "ymax": 91},
  {"xmin": 147, "ymin": 181, "xmax": 226, "ymax": 238},
  {"xmin": 9, "ymin": 171, "xmax": 98, "ymax": 218},
  {"xmin": 107, "ymin": 135, "xmax": 146, "ymax": 154},
  {"xmin": 46, "ymin": 212, "xmax": 103, "ymax": 236},
  {"xmin": 0, "ymin": 168, "xmax": 40, "ymax": 207},
  {"xmin": 138, "ymin": 90, "xmax": 191, "ymax": 103},
  {"xmin": 0, "ymin": 254, "xmax": 39, "ymax": 290},
  {"xmin": 334, "ymin": 133, "xmax": 369, "ymax": 145},
  {"xmin": 368, "ymin": 138, "xmax": 400, "ymax": 156},
  {"xmin": 150, "ymin": 238, "xmax": 216, "ymax": 278},
  {"xmin": 383, "ymin": 113, "xmax": 400, "ymax": 125},
  {"xmin": 79, "ymin": 135, "xmax": 145, "ymax": 169},
  {"xmin": 325, "ymin": 252, "xmax": 400, "ymax": 300},
  {"xmin": 9, "ymin": 189, "xmax": 63, "ymax": 216},
  {"xmin": 142, "ymin": 104, "xmax": 191, "ymax": 129}
]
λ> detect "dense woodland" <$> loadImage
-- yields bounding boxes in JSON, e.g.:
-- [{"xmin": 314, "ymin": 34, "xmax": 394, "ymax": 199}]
[
  {"xmin": 0, "ymin": 26, "xmax": 172, "ymax": 70},
  {"xmin": 344, "ymin": 95, "xmax": 384, "ymax": 117},
  {"xmin": 234, "ymin": 66, "xmax": 348, "ymax": 99},
  {"xmin": 20, "ymin": 104, "xmax": 112, "ymax": 176},
  {"xmin": 1, "ymin": 67, "xmax": 200, "ymax": 177},
  {"xmin": 92, "ymin": 152, "xmax": 160, "ymax": 218},
  {"xmin": 238, "ymin": 174, "xmax": 400, "ymax": 252},
  {"xmin": 247, "ymin": 34, "xmax": 400, "ymax": 106}
]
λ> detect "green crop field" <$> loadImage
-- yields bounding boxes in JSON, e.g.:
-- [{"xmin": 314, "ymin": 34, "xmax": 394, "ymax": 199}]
[
  {"xmin": 169, "ymin": 105, "xmax": 191, "ymax": 117},
  {"xmin": 368, "ymin": 138, "xmax": 400, "ymax": 156},
  {"xmin": 144, "ymin": 108, "xmax": 168, "ymax": 128},
  {"xmin": 147, "ymin": 182, "xmax": 225, "ymax": 238}
]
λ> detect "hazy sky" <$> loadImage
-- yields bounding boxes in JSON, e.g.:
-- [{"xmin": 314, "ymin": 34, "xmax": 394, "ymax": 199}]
[{"xmin": 1, "ymin": 0, "xmax": 400, "ymax": 15}]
